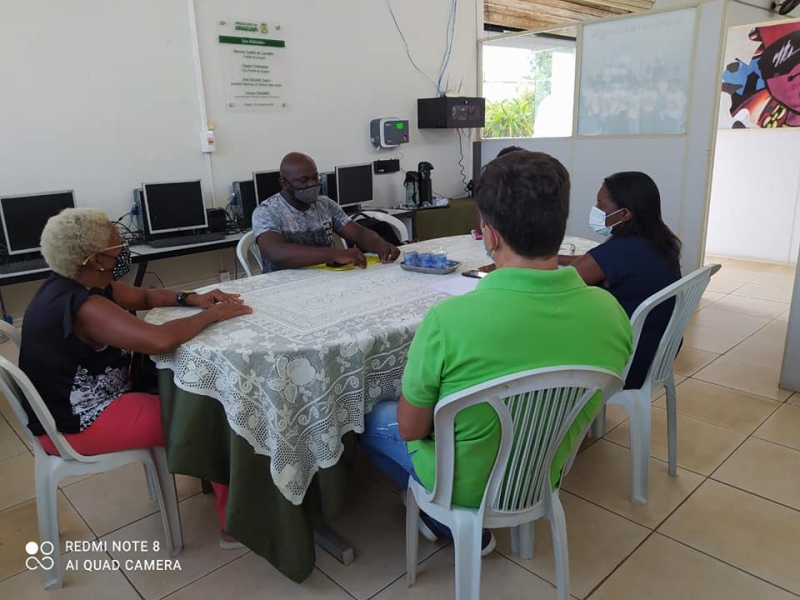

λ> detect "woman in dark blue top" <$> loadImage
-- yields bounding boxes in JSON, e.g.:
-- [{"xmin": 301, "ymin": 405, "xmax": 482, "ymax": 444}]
[{"xmin": 560, "ymin": 172, "xmax": 682, "ymax": 389}]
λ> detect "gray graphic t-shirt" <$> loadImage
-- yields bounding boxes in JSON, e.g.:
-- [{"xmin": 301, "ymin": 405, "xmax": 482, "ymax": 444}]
[{"xmin": 252, "ymin": 192, "xmax": 351, "ymax": 272}]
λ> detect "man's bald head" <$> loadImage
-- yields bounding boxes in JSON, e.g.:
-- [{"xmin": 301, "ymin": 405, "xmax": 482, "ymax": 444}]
[
  {"xmin": 278, "ymin": 152, "xmax": 321, "ymax": 205},
  {"xmin": 280, "ymin": 152, "xmax": 317, "ymax": 179}
]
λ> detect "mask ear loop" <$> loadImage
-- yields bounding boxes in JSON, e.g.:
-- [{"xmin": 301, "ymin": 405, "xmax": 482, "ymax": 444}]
[{"xmin": 482, "ymin": 222, "xmax": 497, "ymax": 259}]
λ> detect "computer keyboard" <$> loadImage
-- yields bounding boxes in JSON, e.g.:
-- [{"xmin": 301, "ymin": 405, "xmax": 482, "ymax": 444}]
[
  {"xmin": 0, "ymin": 258, "xmax": 49, "ymax": 274},
  {"xmin": 146, "ymin": 232, "xmax": 226, "ymax": 248}
]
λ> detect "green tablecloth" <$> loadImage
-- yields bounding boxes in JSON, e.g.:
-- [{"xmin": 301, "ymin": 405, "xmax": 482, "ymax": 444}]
[{"xmin": 158, "ymin": 370, "xmax": 356, "ymax": 583}]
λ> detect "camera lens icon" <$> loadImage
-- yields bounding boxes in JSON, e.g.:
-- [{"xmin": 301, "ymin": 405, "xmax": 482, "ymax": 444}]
[{"xmin": 25, "ymin": 540, "xmax": 55, "ymax": 571}]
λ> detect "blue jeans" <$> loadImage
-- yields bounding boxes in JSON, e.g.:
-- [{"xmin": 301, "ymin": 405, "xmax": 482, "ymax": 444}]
[{"xmin": 360, "ymin": 400, "xmax": 450, "ymax": 537}]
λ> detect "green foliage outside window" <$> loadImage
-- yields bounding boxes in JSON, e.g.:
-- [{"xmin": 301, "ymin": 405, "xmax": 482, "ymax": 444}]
[{"xmin": 483, "ymin": 50, "xmax": 553, "ymax": 139}]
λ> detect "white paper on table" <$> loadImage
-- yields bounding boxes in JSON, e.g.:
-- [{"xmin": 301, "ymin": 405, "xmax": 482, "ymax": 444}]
[{"xmin": 428, "ymin": 275, "xmax": 480, "ymax": 297}]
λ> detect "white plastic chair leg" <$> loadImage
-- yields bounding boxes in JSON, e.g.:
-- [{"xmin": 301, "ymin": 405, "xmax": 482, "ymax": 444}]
[
  {"xmin": 35, "ymin": 469, "xmax": 62, "ymax": 589},
  {"xmin": 548, "ymin": 493, "xmax": 570, "ymax": 600},
  {"xmin": 405, "ymin": 487, "xmax": 420, "ymax": 587},
  {"xmin": 665, "ymin": 374, "xmax": 678, "ymax": 477},
  {"xmin": 144, "ymin": 464, "xmax": 158, "ymax": 502},
  {"xmin": 451, "ymin": 512, "xmax": 483, "ymax": 600},
  {"xmin": 589, "ymin": 405, "xmax": 606, "ymax": 438},
  {"xmin": 627, "ymin": 390, "xmax": 651, "ymax": 504},
  {"xmin": 151, "ymin": 448, "xmax": 183, "ymax": 555},
  {"xmin": 510, "ymin": 523, "xmax": 534, "ymax": 559}
]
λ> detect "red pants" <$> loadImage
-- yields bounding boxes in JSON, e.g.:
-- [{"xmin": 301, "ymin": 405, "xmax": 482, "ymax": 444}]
[{"xmin": 38, "ymin": 392, "xmax": 230, "ymax": 530}]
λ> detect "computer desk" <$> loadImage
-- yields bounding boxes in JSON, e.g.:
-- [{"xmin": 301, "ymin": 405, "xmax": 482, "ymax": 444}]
[
  {"xmin": 129, "ymin": 232, "xmax": 244, "ymax": 287},
  {"xmin": 0, "ymin": 232, "xmax": 245, "ymax": 289}
]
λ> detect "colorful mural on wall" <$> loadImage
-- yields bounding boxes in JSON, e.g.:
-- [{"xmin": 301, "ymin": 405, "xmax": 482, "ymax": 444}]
[{"xmin": 722, "ymin": 21, "xmax": 800, "ymax": 128}]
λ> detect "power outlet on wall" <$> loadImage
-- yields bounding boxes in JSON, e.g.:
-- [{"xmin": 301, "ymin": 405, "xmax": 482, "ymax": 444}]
[{"xmin": 219, "ymin": 271, "xmax": 231, "ymax": 282}]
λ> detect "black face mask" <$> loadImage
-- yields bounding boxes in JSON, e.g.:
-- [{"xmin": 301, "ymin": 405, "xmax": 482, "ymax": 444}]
[{"xmin": 112, "ymin": 245, "xmax": 132, "ymax": 280}]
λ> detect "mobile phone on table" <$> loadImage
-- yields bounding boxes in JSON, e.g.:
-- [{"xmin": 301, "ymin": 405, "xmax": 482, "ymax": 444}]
[{"xmin": 462, "ymin": 270, "xmax": 487, "ymax": 279}]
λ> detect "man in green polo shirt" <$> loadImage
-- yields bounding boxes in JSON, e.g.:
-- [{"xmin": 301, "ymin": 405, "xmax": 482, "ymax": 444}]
[{"xmin": 360, "ymin": 150, "xmax": 632, "ymax": 553}]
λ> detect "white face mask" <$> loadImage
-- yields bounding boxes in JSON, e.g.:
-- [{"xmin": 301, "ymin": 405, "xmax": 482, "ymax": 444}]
[
  {"xmin": 589, "ymin": 206, "xmax": 624, "ymax": 237},
  {"xmin": 481, "ymin": 223, "xmax": 495, "ymax": 261}
]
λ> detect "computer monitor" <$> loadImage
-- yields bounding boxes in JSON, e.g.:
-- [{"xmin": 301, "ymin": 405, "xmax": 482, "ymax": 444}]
[
  {"xmin": 141, "ymin": 180, "xmax": 207, "ymax": 236},
  {"xmin": 232, "ymin": 180, "xmax": 258, "ymax": 229},
  {"xmin": 335, "ymin": 163, "xmax": 373, "ymax": 207},
  {"xmin": 0, "ymin": 190, "xmax": 75, "ymax": 256},
  {"xmin": 253, "ymin": 170, "xmax": 282, "ymax": 203},
  {"xmin": 321, "ymin": 172, "xmax": 336, "ymax": 202}
]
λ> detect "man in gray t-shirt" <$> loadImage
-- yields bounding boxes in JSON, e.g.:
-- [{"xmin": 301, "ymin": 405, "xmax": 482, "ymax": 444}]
[{"xmin": 252, "ymin": 152, "xmax": 400, "ymax": 273}]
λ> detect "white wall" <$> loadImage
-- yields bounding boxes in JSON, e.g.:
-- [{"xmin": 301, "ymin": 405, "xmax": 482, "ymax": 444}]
[
  {"xmin": 481, "ymin": 0, "xmax": 728, "ymax": 273},
  {"xmin": 727, "ymin": 0, "xmax": 794, "ymax": 25},
  {"xmin": 0, "ymin": 0, "xmax": 479, "ymax": 319},
  {"xmin": 707, "ymin": 130, "xmax": 800, "ymax": 264}
]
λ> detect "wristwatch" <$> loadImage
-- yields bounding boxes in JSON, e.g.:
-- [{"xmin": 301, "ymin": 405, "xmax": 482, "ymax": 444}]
[{"xmin": 176, "ymin": 290, "xmax": 197, "ymax": 306}]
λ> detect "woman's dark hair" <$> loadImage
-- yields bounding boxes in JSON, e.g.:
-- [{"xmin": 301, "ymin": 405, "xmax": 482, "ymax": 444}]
[
  {"xmin": 604, "ymin": 171, "xmax": 682, "ymax": 272},
  {"xmin": 475, "ymin": 151, "xmax": 570, "ymax": 258}
]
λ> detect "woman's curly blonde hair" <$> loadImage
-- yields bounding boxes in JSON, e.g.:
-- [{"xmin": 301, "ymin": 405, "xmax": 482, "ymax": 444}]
[{"xmin": 40, "ymin": 208, "xmax": 113, "ymax": 279}]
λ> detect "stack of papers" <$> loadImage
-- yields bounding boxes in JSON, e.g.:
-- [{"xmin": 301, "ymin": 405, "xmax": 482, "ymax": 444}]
[{"xmin": 427, "ymin": 276, "xmax": 479, "ymax": 297}]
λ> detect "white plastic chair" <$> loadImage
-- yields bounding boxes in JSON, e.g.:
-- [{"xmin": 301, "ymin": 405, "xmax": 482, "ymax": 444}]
[
  {"xmin": 591, "ymin": 264, "xmax": 721, "ymax": 504},
  {"xmin": 0, "ymin": 319, "xmax": 21, "ymax": 347},
  {"xmin": 359, "ymin": 210, "xmax": 409, "ymax": 242},
  {"xmin": 0, "ymin": 354, "xmax": 183, "ymax": 589},
  {"xmin": 235, "ymin": 230, "xmax": 262, "ymax": 277},
  {"xmin": 406, "ymin": 366, "xmax": 623, "ymax": 600}
]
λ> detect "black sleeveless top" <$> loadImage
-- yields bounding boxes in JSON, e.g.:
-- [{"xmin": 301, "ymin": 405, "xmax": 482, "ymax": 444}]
[{"xmin": 19, "ymin": 274, "xmax": 131, "ymax": 435}]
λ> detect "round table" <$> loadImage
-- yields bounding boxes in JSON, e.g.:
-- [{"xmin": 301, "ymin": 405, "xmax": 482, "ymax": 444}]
[{"xmin": 146, "ymin": 234, "xmax": 596, "ymax": 580}]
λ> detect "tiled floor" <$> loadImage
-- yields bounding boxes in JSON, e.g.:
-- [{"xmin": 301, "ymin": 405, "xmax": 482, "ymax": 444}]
[{"xmin": 0, "ymin": 255, "xmax": 798, "ymax": 599}]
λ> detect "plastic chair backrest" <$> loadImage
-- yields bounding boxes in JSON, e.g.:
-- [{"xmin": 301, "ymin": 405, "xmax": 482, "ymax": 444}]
[
  {"xmin": 0, "ymin": 320, "xmax": 21, "ymax": 348},
  {"xmin": 0, "ymin": 353, "xmax": 100, "ymax": 462},
  {"xmin": 361, "ymin": 211, "xmax": 409, "ymax": 242},
  {"xmin": 428, "ymin": 366, "xmax": 622, "ymax": 515},
  {"xmin": 628, "ymin": 264, "xmax": 721, "ymax": 387},
  {"xmin": 236, "ymin": 231, "xmax": 262, "ymax": 277}
]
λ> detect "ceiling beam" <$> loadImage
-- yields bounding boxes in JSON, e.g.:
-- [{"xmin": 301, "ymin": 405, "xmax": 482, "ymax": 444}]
[
  {"xmin": 484, "ymin": 7, "xmax": 553, "ymax": 31},
  {"xmin": 487, "ymin": 0, "xmax": 624, "ymax": 20},
  {"xmin": 484, "ymin": 0, "xmax": 654, "ymax": 31}
]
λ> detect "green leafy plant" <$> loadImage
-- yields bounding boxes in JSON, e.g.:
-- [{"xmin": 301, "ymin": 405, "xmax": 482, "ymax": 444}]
[
  {"xmin": 482, "ymin": 50, "xmax": 553, "ymax": 139},
  {"xmin": 484, "ymin": 93, "xmax": 535, "ymax": 138}
]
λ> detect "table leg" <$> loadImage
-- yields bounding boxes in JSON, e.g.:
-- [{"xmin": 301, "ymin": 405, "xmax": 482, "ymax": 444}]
[
  {"xmin": 133, "ymin": 259, "xmax": 149, "ymax": 287},
  {"xmin": 314, "ymin": 525, "xmax": 354, "ymax": 565}
]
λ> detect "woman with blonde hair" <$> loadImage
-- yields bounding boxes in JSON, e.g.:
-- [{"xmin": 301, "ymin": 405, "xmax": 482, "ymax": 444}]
[{"xmin": 19, "ymin": 208, "xmax": 251, "ymax": 547}]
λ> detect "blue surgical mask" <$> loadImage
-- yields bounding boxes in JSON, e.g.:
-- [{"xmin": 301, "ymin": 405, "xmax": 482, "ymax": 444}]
[
  {"xmin": 481, "ymin": 224, "xmax": 495, "ymax": 261},
  {"xmin": 589, "ymin": 206, "xmax": 624, "ymax": 237}
]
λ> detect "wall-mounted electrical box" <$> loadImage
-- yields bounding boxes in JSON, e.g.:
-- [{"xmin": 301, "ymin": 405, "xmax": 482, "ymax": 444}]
[
  {"xmin": 370, "ymin": 118, "xmax": 410, "ymax": 148},
  {"xmin": 417, "ymin": 96, "xmax": 486, "ymax": 129}
]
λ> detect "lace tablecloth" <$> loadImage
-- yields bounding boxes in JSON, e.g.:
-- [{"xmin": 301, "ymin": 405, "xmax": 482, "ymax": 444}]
[{"xmin": 146, "ymin": 234, "xmax": 596, "ymax": 504}]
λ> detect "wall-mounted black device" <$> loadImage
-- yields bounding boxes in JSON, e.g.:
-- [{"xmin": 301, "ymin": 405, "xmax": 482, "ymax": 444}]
[
  {"xmin": 418, "ymin": 96, "xmax": 486, "ymax": 129},
  {"xmin": 373, "ymin": 158, "xmax": 401, "ymax": 174}
]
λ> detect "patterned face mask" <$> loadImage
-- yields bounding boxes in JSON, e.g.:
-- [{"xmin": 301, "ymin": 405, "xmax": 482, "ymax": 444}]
[
  {"xmin": 111, "ymin": 245, "xmax": 132, "ymax": 280},
  {"xmin": 292, "ymin": 184, "xmax": 321, "ymax": 204}
]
